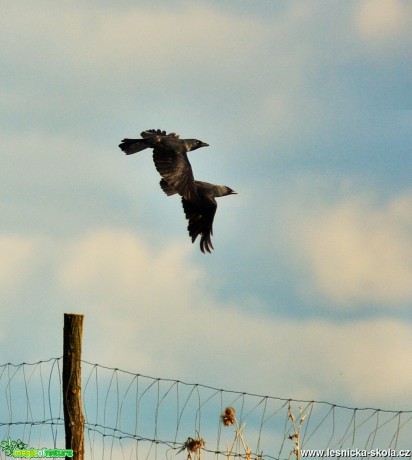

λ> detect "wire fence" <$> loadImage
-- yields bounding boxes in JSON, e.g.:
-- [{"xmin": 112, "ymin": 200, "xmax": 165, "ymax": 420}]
[{"xmin": 1, "ymin": 358, "xmax": 411, "ymax": 459}]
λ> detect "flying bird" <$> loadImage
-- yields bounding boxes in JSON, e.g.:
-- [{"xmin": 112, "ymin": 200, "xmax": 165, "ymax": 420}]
[
  {"xmin": 160, "ymin": 178, "xmax": 236, "ymax": 253},
  {"xmin": 119, "ymin": 129, "xmax": 236, "ymax": 253},
  {"xmin": 119, "ymin": 129, "xmax": 209, "ymax": 200}
]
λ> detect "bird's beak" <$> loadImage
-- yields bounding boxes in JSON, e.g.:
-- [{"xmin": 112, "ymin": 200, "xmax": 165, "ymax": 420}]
[
  {"xmin": 230, "ymin": 190, "xmax": 237, "ymax": 195},
  {"xmin": 200, "ymin": 142, "xmax": 209, "ymax": 147}
]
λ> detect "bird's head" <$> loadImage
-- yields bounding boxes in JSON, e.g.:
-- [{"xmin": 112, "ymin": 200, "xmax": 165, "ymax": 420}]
[
  {"xmin": 222, "ymin": 186, "xmax": 237, "ymax": 196},
  {"xmin": 186, "ymin": 139, "xmax": 209, "ymax": 151}
]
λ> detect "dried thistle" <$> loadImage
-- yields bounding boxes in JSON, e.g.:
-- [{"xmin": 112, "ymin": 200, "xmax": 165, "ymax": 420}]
[
  {"xmin": 179, "ymin": 436, "xmax": 205, "ymax": 454},
  {"xmin": 221, "ymin": 406, "xmax": 236, "ymax": 426}
]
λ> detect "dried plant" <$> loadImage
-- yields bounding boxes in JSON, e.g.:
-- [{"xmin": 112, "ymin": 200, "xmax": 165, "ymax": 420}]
[
  {"xmin": 221, "ymin": 406, "xmax": 262, "ymax": 460},
  {"xmin": 287, "ymin": 402, "xmax": 307, "ymax": 460},
  {"xmin": 221, "ymin": 406, "xmax": 236, "ymax": 426},
  {"xmin": 178, "ymin": 431, "xmax": 205, "ymax": 460}
]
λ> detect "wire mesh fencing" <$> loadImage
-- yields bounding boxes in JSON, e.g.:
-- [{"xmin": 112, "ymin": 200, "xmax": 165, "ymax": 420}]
[
  {"xmin": 1, "ymin": 358, "xmax": 411, "ymax": 459},
  {"xmin": 0, "ymin": 358, "xmax": 64, "ymax": 458}
]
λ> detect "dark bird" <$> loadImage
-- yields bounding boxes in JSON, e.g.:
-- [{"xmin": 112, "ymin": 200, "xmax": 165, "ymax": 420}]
[
  {"xmin": 120, "ymin": 129, "xmax": 236, "ymax": 253},
  {"xmin": 160, "ymin": 178, "xmax": 236, "ymax": 254},
  {"xmin": 119, "ymin": 129, "xmax": 209, "ymax": 200}
]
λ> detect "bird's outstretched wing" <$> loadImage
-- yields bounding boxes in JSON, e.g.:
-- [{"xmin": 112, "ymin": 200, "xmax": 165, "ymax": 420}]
[
  {"xmin": 182, "ymin": 196, "xmax": 217, "ymax": 253},
  {"xmin": 153, "ymin": 146, "xmax": 196, "ymax": 200}
]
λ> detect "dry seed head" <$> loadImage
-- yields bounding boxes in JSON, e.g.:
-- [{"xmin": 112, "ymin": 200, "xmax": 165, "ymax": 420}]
[
  {"xmin": 183, "ymin": 437, "xmax": 205, "ymax": 453},
  {"xmin": 221, "ymin": 406, "xmax": 236, "ymax": 426}
]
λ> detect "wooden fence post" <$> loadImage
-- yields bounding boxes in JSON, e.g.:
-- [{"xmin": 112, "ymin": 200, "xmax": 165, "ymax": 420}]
[{"xmin": 63, "ymin": 313, "xmax": 85, "ymax": 460}]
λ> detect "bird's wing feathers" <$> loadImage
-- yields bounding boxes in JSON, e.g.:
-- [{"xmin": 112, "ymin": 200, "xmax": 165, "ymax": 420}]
[
  {"xmin": 141, "ymin": 129, "xmax": 180, "ymax": 139},
  {"xmin": 182, "ymin": 196, "xmax": 217, "ymax": 254},
  {"xmin": 153, "ymin": 146, "xmax": 196, "ymax": 200},
  {"xmin": 159, "ymin": 178, "xmax": 178, "ymax": 196}
]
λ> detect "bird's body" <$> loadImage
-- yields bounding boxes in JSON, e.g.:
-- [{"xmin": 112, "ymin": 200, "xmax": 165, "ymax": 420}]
[
  {"xmin": 120, "ymin": 130, "xmax": 208, "ymax": 156},
  {"xmin": 119, "ymin": 129, "xmax": 236, "ymax": 253},
  {"xmin": 182, "ymin": 182, "xmax": 236, "ymax": 254}
]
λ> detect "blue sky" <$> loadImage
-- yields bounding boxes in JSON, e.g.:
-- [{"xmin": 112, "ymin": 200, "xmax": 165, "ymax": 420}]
[{"xmin": 1, "ymin": 0, "xmax": 412, "ymax": 413}]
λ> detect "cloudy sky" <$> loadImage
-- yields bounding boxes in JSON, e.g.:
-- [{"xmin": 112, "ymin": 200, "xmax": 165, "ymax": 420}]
[{"xmin": 1, "ymin": 0, "xmax": 412, "ymax": 413}]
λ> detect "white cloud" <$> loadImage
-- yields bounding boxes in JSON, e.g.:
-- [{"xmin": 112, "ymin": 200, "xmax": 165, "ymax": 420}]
[
  {"xmin": 0, "ymin": 228, "xmax": 411, "ymax": 410},
  {"xmin": 58, "ymin": 229, "xmax": 202, "ymax": 310},
  {"xmin": 0, "ymin": 235, "xmax": 37, "ymax": 293},
  {"xmin": 0, "ymin": 2, "xmax": 265, "ymax": 82},
  {"xmin": 291, "ymin": 191, "xmax": 412, "ymax": 308},
  {"xmin": 56, "ymin": 229, "xmax": 206, "ymax": 369},
  {"xmin": 355, "ymin": 0, "xmax": 410, "ymax": 41},
  {"xmin": 0, "ymin": 1, "xmax": 323, "ymax": 145},
  {"xmin": 53, "ymin": 229, "xmax": 412, "ymax": 408}
]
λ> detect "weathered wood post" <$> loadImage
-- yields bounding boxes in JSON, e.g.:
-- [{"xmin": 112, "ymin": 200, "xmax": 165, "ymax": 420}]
[{"xmin": 63, "ymin": 313, "xmax": 85, "ymax": 460}]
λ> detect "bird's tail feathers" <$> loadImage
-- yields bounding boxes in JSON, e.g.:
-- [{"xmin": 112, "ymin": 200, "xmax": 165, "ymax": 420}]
[{"xmin": 119, "ymin": 138, "xmax": 148, "ymax": 155}]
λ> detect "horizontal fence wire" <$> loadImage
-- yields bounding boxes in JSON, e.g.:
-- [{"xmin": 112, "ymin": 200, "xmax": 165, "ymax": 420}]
[{"xmin": 1, "ymin": 358, "xmax": 411, "ymax": 459}]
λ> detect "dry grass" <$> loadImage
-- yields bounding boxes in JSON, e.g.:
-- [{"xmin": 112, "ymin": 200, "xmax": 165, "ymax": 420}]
[
  {"xmin": 287, "ymin": 402, "xmax": 307, "ymax": 460},
  {"xmin": 220, "ymin": 406, "xmax": 262, "ymax": 460},
  {"xmin": 178, "ymin": 404, "xmax": 306, "ymax": 460}
]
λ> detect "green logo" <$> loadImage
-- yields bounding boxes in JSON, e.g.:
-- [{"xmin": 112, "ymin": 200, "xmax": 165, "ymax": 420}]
[{"xmin": 1, "ymin": 438, "xmax": 73, "ymax": 458}]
